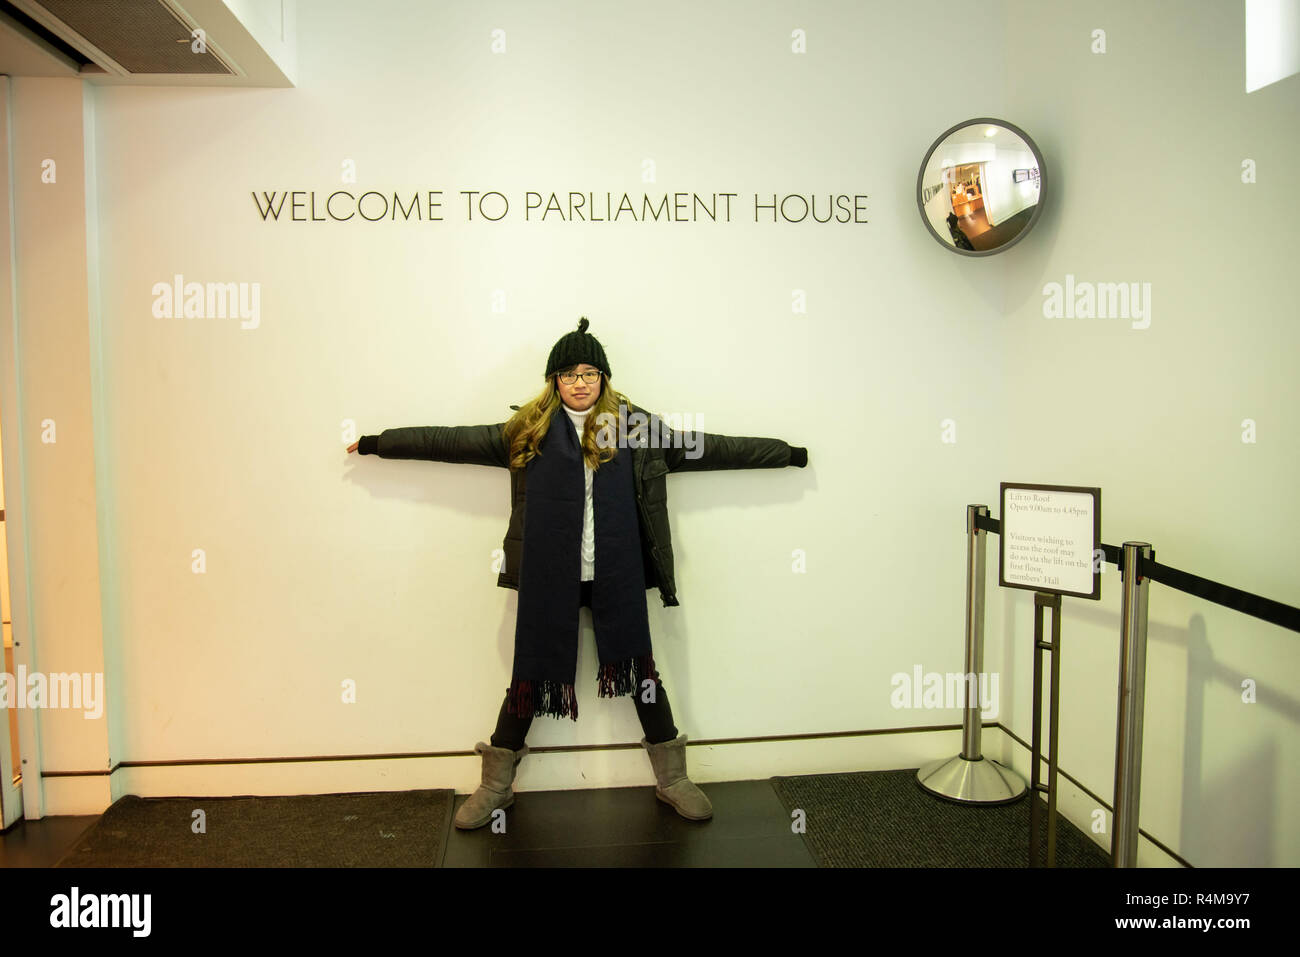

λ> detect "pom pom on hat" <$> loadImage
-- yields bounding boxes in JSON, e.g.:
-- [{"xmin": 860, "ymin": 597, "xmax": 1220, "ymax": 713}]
[{"xmin": 545, "ymin": 316, "xmax": 612, "ymax": 380}]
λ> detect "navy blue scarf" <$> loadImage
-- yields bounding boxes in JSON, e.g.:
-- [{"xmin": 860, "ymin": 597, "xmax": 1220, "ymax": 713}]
[{"xmin": 507, "ymin": 403, "xmax": 656, "ymax": 721}]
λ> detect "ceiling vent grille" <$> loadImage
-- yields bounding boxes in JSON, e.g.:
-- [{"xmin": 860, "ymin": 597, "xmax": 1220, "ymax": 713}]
[{"xmin": 25, "ymin": 0, "xmax": 234, "ymax": 74}]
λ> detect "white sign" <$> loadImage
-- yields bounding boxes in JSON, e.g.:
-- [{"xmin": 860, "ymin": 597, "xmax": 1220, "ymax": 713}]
[{"xmin": 999, "ymin": 484, "xmax": 1100, "ymax": 599}]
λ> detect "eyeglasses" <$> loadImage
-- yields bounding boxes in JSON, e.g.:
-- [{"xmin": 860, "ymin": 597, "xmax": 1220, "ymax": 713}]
[{"xmin": 557, "ymin": 370, "xmax": 602, "ymax": 385}]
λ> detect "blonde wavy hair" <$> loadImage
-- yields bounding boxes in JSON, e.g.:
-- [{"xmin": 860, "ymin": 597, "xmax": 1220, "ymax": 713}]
[{"xmin": 502, "ymin": 367, "xmax": 630, "ymax": 471}]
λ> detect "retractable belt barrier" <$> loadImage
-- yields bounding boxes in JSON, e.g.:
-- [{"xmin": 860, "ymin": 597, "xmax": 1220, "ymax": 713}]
[
  {"xmin": 918, "ymin": 506, "xmax": 1298, "ymax": 868},
  {"xmin": 973, "ymin": 513, "xmax": 1299, "ymax": 633}
]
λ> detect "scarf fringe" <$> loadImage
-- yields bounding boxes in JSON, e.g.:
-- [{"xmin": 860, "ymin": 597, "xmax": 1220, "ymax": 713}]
[
  {"xmin": 507, "ymin": 678, "xmax": 578, "ymax": 721},
  {"xmin": 598, "ymin": 653, "xmax": 658, "ymax": 699}
]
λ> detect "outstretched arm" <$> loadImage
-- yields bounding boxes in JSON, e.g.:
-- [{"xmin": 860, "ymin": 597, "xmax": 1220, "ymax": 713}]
[
  {"xmin": 356, "ymin": 424, "xmax": 510, "ymax": 468},
  {"xmin": 656, "ymin": 420, "xmax": 808, "ymax": 472}
]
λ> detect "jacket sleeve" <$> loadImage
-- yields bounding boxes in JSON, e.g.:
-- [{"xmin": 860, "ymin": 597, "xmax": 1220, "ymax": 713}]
[
  {"xmin": 358, "ymin": 423, "xmax": 510, "ymax": 468},
  {"xmin": 662, "ymin": 424, "xmax": 806, "ymax": 472}
]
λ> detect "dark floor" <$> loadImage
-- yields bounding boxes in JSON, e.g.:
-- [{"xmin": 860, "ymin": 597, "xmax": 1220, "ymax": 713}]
[
  {"xmin": 0, "ymin": 779, "xmax": 814, "ymax": 868},
  {"xmin": 0, "ymin": 812, "xmax": 99, "ymax": 867},
  {"xmin": 966, "ymin": 204, "xmax": 1034, "ymax": 250},
  {"xmin": 446, "ymin": 779, "xmax": 813, "ymax": 867}
]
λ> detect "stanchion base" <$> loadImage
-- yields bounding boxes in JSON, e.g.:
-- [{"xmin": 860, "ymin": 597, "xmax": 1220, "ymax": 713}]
[{"xmin": 916, "ymin": 754, "xmax": 1027, "ymax": 805}]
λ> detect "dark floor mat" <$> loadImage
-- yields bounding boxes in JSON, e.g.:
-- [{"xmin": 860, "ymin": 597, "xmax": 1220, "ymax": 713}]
[
  {"xmin": 771, "ymin": 768, "xmax": 1110, "ymax": 867},
  {"xmin": 53, "ymin": 790, "xmax": 454, "ymax": 867}
]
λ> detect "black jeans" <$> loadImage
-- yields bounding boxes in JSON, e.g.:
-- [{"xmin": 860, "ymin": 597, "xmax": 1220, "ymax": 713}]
[{"xmin": 490, "ymin": 579, "xmax": 678, "ymax": 750}]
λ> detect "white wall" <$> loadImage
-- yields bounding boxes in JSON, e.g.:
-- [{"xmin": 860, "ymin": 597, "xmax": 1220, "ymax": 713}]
[
  {"xmin": 981, "ymin": 147, "xmax": 1040, "ymax": 226},
  {"xmin": 1, "ymin": 77, "xmax": 112, "ymax": 820},
  {"xmin": 992, "ymin": 0, "xmax": 1299, "ymax": 867},
  {"xmin": 4, "ymin": 0, "xmax": 1297, "ymax": 866}
]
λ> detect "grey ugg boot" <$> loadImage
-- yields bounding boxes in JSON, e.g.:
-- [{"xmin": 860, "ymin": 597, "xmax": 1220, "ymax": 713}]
[
  {"xmin": 454, "ymin": 741, "xmax": 529, "ymax": 830},
  {"xmin": 641, "ymin": 733, "xmax": 713, "ymax": 821}
]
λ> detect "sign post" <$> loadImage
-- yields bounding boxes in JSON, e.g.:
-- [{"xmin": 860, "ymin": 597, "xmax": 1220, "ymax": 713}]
[{"xmin": 1000, "ymin": 483, "xmax": 1101, "ymax": 866}]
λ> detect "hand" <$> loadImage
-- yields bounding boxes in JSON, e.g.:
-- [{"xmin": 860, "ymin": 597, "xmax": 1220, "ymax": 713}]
[{"xmin": 347, "ymin": 441, "xmax": 359, "ymax": 453}]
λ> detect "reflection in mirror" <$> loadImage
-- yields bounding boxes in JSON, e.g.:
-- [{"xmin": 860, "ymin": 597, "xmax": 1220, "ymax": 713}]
[{"xmin": 917, "ymin": 119, "xmax": 1045, "ymax": 255}]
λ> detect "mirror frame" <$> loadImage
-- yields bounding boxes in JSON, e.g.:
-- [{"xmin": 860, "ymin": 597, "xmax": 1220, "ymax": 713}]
[{"xmin": 916, "ymin": 117, "xmax": 1047, "ymax": 257}]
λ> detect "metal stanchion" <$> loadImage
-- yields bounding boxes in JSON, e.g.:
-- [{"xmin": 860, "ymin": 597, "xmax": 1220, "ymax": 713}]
[
  {"xmin": 1029, "ymin": 591, "xmax": 1062, "ymax": 866},
  {"xmin": 1112, "ymin": 542, "xmax": 1151, "ymax": 867},
  {"xmin": 917, "ymin": 504, "xmax": 1027, "ymax": 804}
]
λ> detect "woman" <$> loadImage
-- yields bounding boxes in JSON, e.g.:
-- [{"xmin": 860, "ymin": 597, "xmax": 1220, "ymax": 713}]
[
  {"xmin": 946, "ymin": 212, "xmax": 975, "ymax": 250},
  {"xmin": 350, "ymin": 318, "xmax": 809, "ymax": 829}
]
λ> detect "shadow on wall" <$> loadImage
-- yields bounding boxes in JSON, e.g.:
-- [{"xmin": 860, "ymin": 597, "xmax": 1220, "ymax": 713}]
[{"xmin": 1182, "ymin": 614, "xmax": 1279, "ymax": 866}]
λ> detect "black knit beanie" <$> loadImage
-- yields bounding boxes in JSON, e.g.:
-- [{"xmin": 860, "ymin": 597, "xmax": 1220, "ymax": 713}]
[{"xmin": 544, "ymin": 317, "xmax": 612, "ymax": 381}]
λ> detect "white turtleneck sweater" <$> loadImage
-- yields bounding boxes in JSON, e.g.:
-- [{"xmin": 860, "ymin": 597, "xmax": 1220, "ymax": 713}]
[{"xmin": 562, "ymin": 402, "xmax": 596, "ymax": 581}]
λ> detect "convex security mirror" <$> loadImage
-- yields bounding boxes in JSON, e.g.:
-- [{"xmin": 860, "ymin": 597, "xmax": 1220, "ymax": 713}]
[{"xmin": 917, "ymin": 118, "xmax": 1046, "ymax": 255}]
